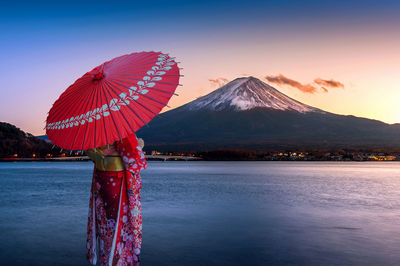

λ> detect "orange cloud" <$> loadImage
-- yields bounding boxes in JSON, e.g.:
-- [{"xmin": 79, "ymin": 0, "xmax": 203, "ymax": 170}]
[
  {"xmin": 209, "ymin": 77, "xmax": 229, "ymax": 87},
  {"xmin": 265, "ymin": 74, "xmax": 318, "ymax": 94},
  {"xmin": 314, "ymin": 78, "xmax": 344, "ymax": 88}
]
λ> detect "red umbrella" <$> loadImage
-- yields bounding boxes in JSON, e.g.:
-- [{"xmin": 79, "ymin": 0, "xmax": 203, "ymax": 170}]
[{"xmin": 46, "ymin": 51, "xmax": 180, "ymax": 150}]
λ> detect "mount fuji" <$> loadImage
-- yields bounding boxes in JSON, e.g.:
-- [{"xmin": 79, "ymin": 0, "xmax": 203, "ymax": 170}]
[
  {"xmin": 138, "ymin": 77, "xmax": 400, "ymax": 151},
  {"xmin": 182, "ymin": 77, "xmax": 319, "ymax": 113}
]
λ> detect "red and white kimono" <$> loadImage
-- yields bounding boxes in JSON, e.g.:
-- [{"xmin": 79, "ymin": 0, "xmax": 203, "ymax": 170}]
[{"xmin": 86, "ymin": 135, "xmax": 147, "ymax": 266}]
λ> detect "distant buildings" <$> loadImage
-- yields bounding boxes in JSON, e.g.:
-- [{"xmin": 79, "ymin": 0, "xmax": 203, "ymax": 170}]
[
  {"xmin": 368, "ymin": 155, "xmax": 396, "ymax": 161},
  {"xmin": 151, "ymin": 150, "xmax": 162, "ymax": 155},
  {"xmin": 198, "ymin": 149, "xmax": 399, "ymax": 161}
]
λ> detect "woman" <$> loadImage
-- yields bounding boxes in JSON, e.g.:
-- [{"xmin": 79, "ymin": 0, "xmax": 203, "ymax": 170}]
[{"xmin": 86, "ymin": 134, "xmax": 147, "ymax": 266}]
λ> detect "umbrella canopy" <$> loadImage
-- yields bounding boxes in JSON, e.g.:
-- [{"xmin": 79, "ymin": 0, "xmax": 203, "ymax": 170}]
[{"xmin": 46, "ymin": 51, "xmax": 180, "ymax": 150}]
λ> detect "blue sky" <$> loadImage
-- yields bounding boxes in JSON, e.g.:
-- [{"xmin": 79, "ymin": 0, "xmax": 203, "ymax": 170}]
[{"xmin": 1, "ymin": 0, "xmax": 400, "ymax": 134}]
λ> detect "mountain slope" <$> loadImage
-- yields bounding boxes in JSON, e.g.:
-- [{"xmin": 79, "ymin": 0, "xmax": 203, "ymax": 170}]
[{"xmin": 136, "ymin": 77, "xmax": 400, "ymax": 151}]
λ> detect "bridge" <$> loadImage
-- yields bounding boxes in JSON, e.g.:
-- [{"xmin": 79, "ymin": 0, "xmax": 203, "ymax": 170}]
[{"xmin": 145, "ymin": 155, "xmax": 202, "ymax": 161}]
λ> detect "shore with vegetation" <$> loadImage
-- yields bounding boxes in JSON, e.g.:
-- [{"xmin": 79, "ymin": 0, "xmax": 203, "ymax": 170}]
[
  {"xmin": 2, "ymin": 149, "xmax": 399, "ymax": 162},
  {"xmin": 2, "ymin": 122, "xmax": 399, "ymax": 162}
]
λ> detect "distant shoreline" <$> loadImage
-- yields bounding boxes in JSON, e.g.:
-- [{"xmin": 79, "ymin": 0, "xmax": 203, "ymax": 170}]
[
  {"xmin": 0, "ymin": 156, "xmax": 90, "ymax": 162},
  {"xmin": 0, "ymin": 155, "xmax": 203, "ymax": 162},
  {"xmin": 1, "ymin": 157, "xmax": 399, "ymax": 162}
]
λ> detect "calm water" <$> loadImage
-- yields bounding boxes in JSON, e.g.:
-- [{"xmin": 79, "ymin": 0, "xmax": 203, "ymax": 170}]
[{"xmin": 0, "ymin": 161, "xmax": 400, "ymax": 266}]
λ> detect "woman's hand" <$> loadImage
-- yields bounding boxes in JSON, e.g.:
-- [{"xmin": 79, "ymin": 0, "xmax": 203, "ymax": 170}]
[{"xmin": 137, "ymin": 138, "xmax": 144, "ymax": 149}]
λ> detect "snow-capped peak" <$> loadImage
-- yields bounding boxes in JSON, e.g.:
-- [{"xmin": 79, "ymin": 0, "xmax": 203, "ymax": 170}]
[{"xmin": 183, "ymin": 77, "xmax": 319, "ymax": 113}]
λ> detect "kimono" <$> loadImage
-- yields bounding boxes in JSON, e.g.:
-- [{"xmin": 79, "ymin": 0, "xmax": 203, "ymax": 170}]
[{"xmin": 86, "ymin": 134, "xmax": 147, "ymax": 266}]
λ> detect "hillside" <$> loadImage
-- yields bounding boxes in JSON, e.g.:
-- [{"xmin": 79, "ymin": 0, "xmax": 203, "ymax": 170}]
[{"xmin": 0, "ymin": 122, "xmax": 59, "ymax": 158}]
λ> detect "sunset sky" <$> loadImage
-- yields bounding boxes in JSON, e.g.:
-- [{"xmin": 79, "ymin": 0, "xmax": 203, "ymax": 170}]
[{"xmin": 1, "ymin": 0, "xmax": 400, "ymax": 135}]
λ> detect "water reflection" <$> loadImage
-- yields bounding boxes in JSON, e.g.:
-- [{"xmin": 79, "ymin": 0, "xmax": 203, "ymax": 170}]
[{"xmin": 0, "ymin": 161, "xmax": 399, "ymax": 265}]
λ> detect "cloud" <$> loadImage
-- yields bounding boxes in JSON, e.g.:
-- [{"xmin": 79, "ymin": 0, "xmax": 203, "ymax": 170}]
[
  {"xmin": 209, "ymin": 77, "xmax": 229, "ymax": 87},
  {"xmin": 314, "ymin": 78, "xmax": 344, "ymax": 88},
  {"xmin": 265, "ymin": 74, "xmax": 318, "ymax": 94},
  {"xmin": 265, "ymin": 74, "xmax": 345, "ymax": 93}
]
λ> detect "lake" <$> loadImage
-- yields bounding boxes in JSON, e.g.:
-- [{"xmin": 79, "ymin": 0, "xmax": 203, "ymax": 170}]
[{"xmin": 0, "ymin": 161, "xmax": 399, "ymax": 265}]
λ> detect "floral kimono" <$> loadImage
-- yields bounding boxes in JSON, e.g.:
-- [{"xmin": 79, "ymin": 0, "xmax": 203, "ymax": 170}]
[{"xmin": 86, "ymin": 134, "xmax": 147, "ymax": 265}]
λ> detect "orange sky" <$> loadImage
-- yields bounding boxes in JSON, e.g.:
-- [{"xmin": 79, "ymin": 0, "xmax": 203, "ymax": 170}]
[{"xmin": 166, "ymin": 26, "xmax": 400, "ymax": 126}]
